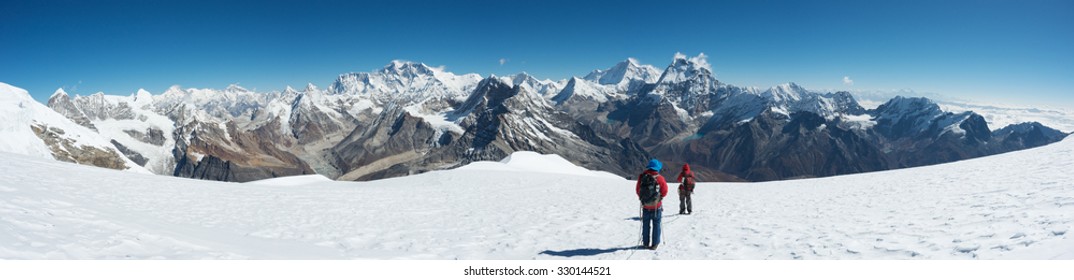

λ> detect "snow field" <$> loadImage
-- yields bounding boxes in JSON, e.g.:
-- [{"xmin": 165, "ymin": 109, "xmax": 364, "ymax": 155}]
[{"xmin": 0, "ymin": 137, "xmax": 1071, "ymax": 259}]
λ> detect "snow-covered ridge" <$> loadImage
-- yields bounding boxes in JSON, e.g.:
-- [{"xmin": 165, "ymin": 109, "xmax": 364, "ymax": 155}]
[
  {"xmin": 584, "ymin": 57, "xmax": 662, "ymax": 92},
  {"xmin": 657, "ymin": 52, "xmax": 716, "ymax": 86},
  {"xmin": 507, "ymin": 72, "xmax": 564, "ymax": 97},
  {"xmin": 245, "ymin": 174, "xmax": 333, "ymax": 187},
  {"xmin": 871, "ymin": 96, "xmax": 975, "ymax": 136},
  {"xmin": 552, "ymin": 77, "xmax": 621, "ymax": 104},
  {"xmin": 329, "ymin": 60, "xmax": 483, "ymax": 104},
  {"xmin": 764, "ymin": 83, "xmax": 810, "ymax": 103},
  {"xmin": 0, "ymin": 82, "xmax": 57, "ymax": 158},
  {"xmin": 673, "ymin": 52, "xmax": 711, "ymax": 72},
  {"xmin": 456, "ymin": 151, "xmax": 622, "ymax": 179}
]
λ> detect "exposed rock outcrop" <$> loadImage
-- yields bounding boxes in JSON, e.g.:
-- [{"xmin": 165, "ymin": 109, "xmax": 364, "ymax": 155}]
[{"xmin": 31, "ymin": 124, "xmax": 127, "ymax": 170}]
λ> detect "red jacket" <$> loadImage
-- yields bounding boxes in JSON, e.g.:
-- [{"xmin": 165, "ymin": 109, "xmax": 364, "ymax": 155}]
[
  {"xmin": 635, "ymin": 169, "xmax": 669, "ymax": 210},
  {"xmin": 676, "ymin": 164, "xmax": 695, "ymax": 184}
]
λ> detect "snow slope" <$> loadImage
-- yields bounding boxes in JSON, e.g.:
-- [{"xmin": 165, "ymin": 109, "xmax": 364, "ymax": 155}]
[
  {"xmin": 457, "ymin": 151, "xmax": 622, "ymax": 179},
  {"xmin": 0, "ymin": 82, "xmax": 147, "ymax": 172},
  {"xmin": 0, "ymin": 82, "xmax": 56, "ymax": 158},
  {"xmin": 0, "ymin": 136, "xmax": 1071, "ymax": 259},
  {"xmin": 246, "ymin": 175, "xmax": 334, "ymax": 187}
]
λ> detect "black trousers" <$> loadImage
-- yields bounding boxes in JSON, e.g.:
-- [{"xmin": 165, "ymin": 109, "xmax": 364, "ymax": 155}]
[{"xmin": 678, "ymin": 190, "xmax": 692, "ymax": 213}]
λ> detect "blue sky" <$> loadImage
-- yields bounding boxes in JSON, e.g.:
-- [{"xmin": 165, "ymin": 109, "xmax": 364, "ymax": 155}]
[{"xmin": 2, "ymin": 0, "xmax": 1072, "ymax": 109}]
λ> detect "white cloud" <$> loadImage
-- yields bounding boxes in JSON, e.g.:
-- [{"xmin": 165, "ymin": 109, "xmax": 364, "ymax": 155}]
[
  {"xmin": 843, "ymin": 76, "xmax": 854, "ymax": 86},
  {"xmin": 672, "ymin": 52, "xmax": 711, "ymax": 71},
  {"xmin": 499, "ymin": 58, "xmax": 508, "ymax": 66}
]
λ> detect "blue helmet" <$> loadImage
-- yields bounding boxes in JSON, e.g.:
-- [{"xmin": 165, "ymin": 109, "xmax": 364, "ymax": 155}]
[{"xmin": 646, "ymin": 159, "xmax": 662, "ymax": 171}]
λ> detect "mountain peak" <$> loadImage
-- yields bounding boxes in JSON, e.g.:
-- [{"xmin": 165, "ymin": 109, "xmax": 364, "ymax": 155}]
[
  {"xmin": 484, "ymin": 74, "xmax": 508, "ymax": 85},
  {"xmin": 510, "ymin": 72, "xmax": 535, "ymax": 83},
  {"xmin": 381, "ymin": 60, "xmax": 436, "ymax": 77},
  {"xmin": 164, "ymin": 85, "xmax": 184, "ymax": 96},
  {"xmin": 662, "ymin": 53, "xmax": 714, "ymax": 80},
  {"xmin": 654, "ymin": 52, "xmax": 718, "ymax": 90},
  {"xmin": 134, "ymin": 88, "xmax": 152, "ymax": 99},
  {"xmin": 872, "ymin": 96, "xmax": 946, "ymax": 124},
  {"xmin": 225, "ymin": 84, "xmax": 250, "ymax": 93},
  {"xmin": 473, "ymin": 75, "xmax": 515, "ymax": 95},
  {"xmin": 583, "ymin": 69, "xmax": 604, "ymax": 81},
  {"xmin": 449, "ymin": 75, "xmax": 518, "ymax": 119},
  {"xmin": 585, "ymin": 57, "xmax": 661, "ymax": 87},
  {"xmin": 50, "ymin": 88, "xmax": 69, "ymax": 99},
  {"xmin": 132, "ymin": 88, "xmax": 153, "ymax": 106},
  {"xmin": 610, "ymin": 57, "xmax": 642, "ymax": 71},
  {"xmin": 770, "ymin": 82, "xmax": 807, "ymax": 94},
  {"xmin": 329, "ymin": 60, "xmax": 480, "ymax": 102},
  {"xmin": 762, "ymin": 83, "xmax": 810, "ymax": 103},
  {"xmin": 283, "ymin": 86, "xmax": 298, "ymax": 94},
  {"xmin": 551, "ymin": 76, "xmax": 620, "ymax": 105},
  {"xmin": 996, "ymin": 121, "xmax": 1068, "ymax": 137},
  {"xmin": 0, "ymin": 82, "xmax": 34, "ymax": 103},
  {"xmin": 559, "ymin": 77, "xmax": 584, "ymax": 93},
  {"xmin": 673, "ymin": 52, "xmax": 688, "ymax": 61},
  {"xmin": 304, "ymin": 83, "xmax": 319, "ymax": 93},
  {"xmin": 884, "ymin": 96, "xmax": 938, "ymax": 110},
  {"xmin": 671, "ymin": 52, "xmax": 711, "ymax": 72}
]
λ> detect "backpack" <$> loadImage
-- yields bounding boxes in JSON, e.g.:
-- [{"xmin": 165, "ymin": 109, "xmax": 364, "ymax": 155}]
[
  {"xmin": 683, "ymin": 172, "xmax": 695, "ymax": 192},
  {"xmin": 639, "ymin": 173, "xmax": 661, "ymax": 206}
]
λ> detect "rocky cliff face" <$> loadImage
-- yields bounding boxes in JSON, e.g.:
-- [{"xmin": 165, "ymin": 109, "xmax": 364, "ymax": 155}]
[
  {"xmin": 991, "ymin": 122, "xmax": 1066, "ymax": 149},
  {"xmin": 31, "ymin": 124, "xmax": 128, "ymax": 170},
  {"xmin": 169, "ymin": 117, "xmax": 315, "ymax": 183},
  {"xmin": 122, "ymin": 127, "xmax": 167, "ymax": 146},
  {"xmin": 46, "ymin": 89, "xmax": 98, "ymax": 131},
  {"xmin": 332, "ymin": 77, "xmax": 651, "ymax": 181}
]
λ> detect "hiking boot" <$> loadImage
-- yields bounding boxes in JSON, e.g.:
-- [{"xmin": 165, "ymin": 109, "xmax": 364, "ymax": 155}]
[{"xmin": 649, "ymin": 245, "xmax": 659, "ymax": 250}]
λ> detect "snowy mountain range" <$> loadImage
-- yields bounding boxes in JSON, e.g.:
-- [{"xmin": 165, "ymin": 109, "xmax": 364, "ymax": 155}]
[{"xmin": 0, "ymin": 53, "xmax": 1068, "ymax": 182}]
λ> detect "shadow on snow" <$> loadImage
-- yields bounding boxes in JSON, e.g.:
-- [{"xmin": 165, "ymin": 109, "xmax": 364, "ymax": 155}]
[
  {"xmin": 541, "ymin": 212, "xmax": 683, "ymax": 257},
  {"xmin": 539, "ymin": 246, "xmax": 641, "ymax": 257}
]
